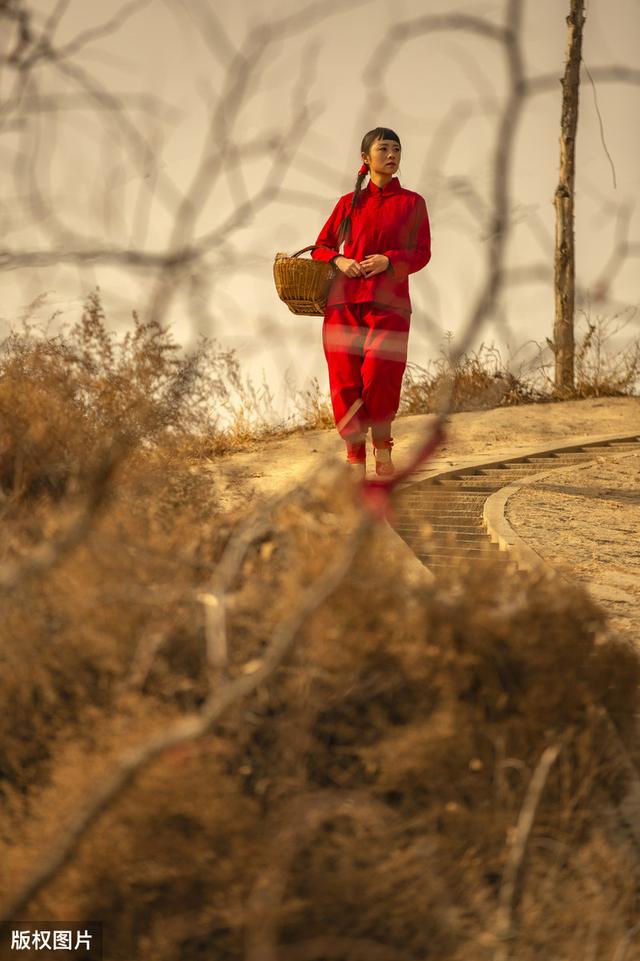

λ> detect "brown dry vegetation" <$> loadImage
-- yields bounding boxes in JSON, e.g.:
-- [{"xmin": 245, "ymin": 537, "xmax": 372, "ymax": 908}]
[
  {"xmin": 573, "ymin": 308, "xmax": 640, "ymax": 399},
  {"xmin": 1, "ymin": 292, "xmax": 640, "ymax": 961},
  {"xmin": 399, "ymin": 311, "xmax": 640, "ymax": 419}
]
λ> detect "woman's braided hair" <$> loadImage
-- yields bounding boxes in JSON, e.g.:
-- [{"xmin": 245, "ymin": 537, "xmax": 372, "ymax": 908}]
[{"xmin": 335, "ymin": 126, "xmax": 401, "ymax": 249}]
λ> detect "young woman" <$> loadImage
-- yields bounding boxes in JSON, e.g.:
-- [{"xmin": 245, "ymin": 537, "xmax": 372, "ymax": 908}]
[{"xmin": 311, "ymin": 127, "xmax": 431, "ymax": 478}]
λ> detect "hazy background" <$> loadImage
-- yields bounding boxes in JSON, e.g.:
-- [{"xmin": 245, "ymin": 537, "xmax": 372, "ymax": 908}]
[{"xmin": 1, "ymin": 0, "xmax": 638, "ymax": 423}]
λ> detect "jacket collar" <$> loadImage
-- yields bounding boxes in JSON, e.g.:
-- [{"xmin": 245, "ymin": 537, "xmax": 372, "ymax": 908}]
[{"xmin": 366, "ymin": 175, "xmax": 401, "ymax": 196}]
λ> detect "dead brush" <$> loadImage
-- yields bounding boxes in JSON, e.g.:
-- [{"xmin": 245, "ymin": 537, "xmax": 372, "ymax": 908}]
[
  {"xmin": 0, "ymin": 287, "xmax": 264, "ymax": 795},
  {"xmin": 286, "ymin": 375, "xmax": 335, "ymax": 432},
  {"xmin": 0, "ymin": 288, "xmax": 293, "ymax": 501},
  {"xmin": 573, "ymin": 306, "xmax": 640, "ymax": 398},
  {"xmin": 1, "ymin": 461, "xmax": 639, "ymax": 961},
  {"xmin": 0, "ymin": 290, "xmax": 197, "ymax": 498},
  {"xmin": 399, "ymin": 339, "xmax": 542, "ymax": 416}
]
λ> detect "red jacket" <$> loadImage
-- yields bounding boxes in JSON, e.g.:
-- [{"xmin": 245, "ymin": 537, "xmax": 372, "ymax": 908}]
[{"xmin": 311, "ymin": 176, "xmax": 431, "ymax": 316}]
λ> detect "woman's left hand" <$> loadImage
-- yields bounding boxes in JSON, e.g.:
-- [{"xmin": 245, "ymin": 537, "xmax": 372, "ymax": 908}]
[{"xmin": 359, "ymin": 253, "xmax": 390, "ymax": 278}]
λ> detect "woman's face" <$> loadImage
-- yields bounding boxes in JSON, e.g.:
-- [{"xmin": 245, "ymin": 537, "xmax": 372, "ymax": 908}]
[{"xmin": 363, "ymin": 139, "xmax": 401, "ymax": 176}]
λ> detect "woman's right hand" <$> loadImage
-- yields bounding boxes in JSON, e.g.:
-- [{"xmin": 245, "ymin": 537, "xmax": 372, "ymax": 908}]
[{"xmin": 334, "ymin": 256, "xmax": 365, "ymax": 277}]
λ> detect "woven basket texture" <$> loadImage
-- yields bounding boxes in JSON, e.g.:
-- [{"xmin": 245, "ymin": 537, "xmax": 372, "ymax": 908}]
[{"xmin": 273, "ymin": 245, "xmax": 338, "ymax": 316}]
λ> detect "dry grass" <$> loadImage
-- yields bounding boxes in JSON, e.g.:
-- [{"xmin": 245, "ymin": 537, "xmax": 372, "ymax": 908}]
[
  {"xmin": 1, "ymin": 291, "xmax": 640, "ymax": 960},
  {"xmin": 573, "ymin": 307, "xmax": 640, "ymax": 398},
  {"xmin": 399, "ymin": 341, "xmax": 540, "ymax": 416},
  {"xmin": 400, "ymin": 312, "xmax": 639, "ymax": 418}
]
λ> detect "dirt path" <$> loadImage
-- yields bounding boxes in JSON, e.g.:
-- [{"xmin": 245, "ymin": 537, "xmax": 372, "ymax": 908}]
[
  {"xmin": 506, "ymin": 449, "xmax": 640, "ymax": 642},
  {"xmin": 211, "ymin": 396, "xmax": 640, "ymax": 512}
]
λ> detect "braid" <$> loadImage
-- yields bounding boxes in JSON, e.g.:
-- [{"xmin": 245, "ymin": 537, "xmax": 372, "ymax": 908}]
[{"xmin": 336, "ymin": 164, "xmax": 369, "ymax": 248}]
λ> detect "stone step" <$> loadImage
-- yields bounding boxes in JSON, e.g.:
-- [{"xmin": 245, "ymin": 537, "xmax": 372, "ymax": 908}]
[
  {"xmin": 398, "ymin": 488, "xmax": 487, "ymax": 497},
  {"xmin": 523, "ymin": 454, "xmax": 601, "ymax": 464},
  {"xmin": 398, "ymin": 437, "xmax": 638, "ymax": 573},
  {"xmin": 396, "ymin": 506, "xmax": 483, "ymax": 513},
  {"xmin": 398, "ymin": 492, "xmax": 482, "ymax": 501},
  {"xmin": 396, "ymin": 518, "xmax": 483, "ymax": 527},
  {"xmin": 395, "ymin": 527, "xmax": 482, "ymax": 544},
  {"xmin": 475, "ymin": 468, "xmax": 555, "ymax": 479},
  {"xmin": 395, "ymin": 516, "xmax": 483, "ymax": 526},
  {"xmin": 427, "ymin": 530, "xmax": 487, "ymax": 544},
  {"xmin": 426, "ymin": 526, "xmax": 487, "ymax": 535},
  {"xmin": 395, "ymin": 490, "xmax": 486, "ymax": 506},
  {"xmin": 396, "ymin": 528, "xmax": 484, "ymax": 540},
  {"xmin": 395, "ymin": 528, "xmax": 487, "ymax": 540},
  {"xmin": 482, "ymin": 463, "xmax": 556, "ymax": 471},
  {"xmin": 420, "ymin": 546, "xmax": 511, "ymax": 558},
  {"xmin": 426, "ymin": 545, "xmax": 502, "ymax": 556},
  {"xmin": 398, "ymin": 518, "xmax": 484, "ymax": 534},
  {"xmin": 396, "ymin": 505, "xmax": 484, "ymax": 514},
  {"xmin": 418, "ymin": 554, "xmax": 513, "ymax": 567},
  {"xmin": 396, "ymin": 499, "xmax": 485, "ymax": 507},
  {"xmin": 430, "ymin": 474, "xmax": 490, "ymax": 488},
  {"xmin": 582, "ymin": 443, "xmax": 639, "ymax": 451},
  {"xmin": 432, "ymin": 482, "xmax": 500, "ymax": 492}
]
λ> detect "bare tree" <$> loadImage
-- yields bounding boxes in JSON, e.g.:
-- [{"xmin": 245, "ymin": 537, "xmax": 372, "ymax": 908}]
[{"xmin": 553, "ymin": 0, "xmax": 586, "ymax": 393}]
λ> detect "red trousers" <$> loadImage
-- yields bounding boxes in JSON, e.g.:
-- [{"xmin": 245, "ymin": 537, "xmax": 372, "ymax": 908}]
[{"xmin": 322, "ymin": 301, "xmax": 410, "ymax": 442}]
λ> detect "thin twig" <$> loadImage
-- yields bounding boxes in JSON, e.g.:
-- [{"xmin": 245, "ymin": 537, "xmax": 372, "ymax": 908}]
[
  {"xmin": 493, "ymin": 741, "xmax": 563, "ymax": 961},
  {"xmin": 611, "ymin": 920, "xmax": 640, "ymax": 961},
  {"xmin": 198, "ymin": 512, "xmax": 275, "ymax": 677}
]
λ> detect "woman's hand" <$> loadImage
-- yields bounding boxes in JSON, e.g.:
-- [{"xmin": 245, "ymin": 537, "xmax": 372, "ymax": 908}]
[
  {"xmin": 334, "ymin": 256, "xmax": 366, "ymax": 277},
  {"xmin": 359, "ymin": 253, "xmax": 390, "ymax": 278}
]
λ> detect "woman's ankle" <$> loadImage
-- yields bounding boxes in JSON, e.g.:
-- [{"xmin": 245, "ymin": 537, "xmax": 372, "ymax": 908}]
[{"xmin": 345, "ymin": 434, "xmax": 367, "ymax": 463}]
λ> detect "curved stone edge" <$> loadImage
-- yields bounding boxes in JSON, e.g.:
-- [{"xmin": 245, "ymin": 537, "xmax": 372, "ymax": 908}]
[
  {"xmin": 482, "ymin": 469, "xmax": 569, "ymax": 575},
  {"xmin": 482, "ymin": 449, "xmax": 640, "ymax": 576},
  {"xmin": 397, "ymin": 430, "xmax": 639, "ymax": 580}
]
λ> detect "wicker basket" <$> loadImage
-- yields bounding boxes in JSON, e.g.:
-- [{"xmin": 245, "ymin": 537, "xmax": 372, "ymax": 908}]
[{"xmin": 273, "ymin": 244, "xmax": 339, "ymax": 316}]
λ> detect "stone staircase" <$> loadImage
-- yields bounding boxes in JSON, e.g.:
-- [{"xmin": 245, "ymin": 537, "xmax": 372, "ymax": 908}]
[{"xmin": 390, "ymin": 436, "xmax": 640, "ymax": 572}]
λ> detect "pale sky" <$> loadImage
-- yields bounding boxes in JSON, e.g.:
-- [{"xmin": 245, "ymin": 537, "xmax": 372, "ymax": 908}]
[{"xmin": 1, "ymin": 0, "xmax": 638, "ymax": 423}]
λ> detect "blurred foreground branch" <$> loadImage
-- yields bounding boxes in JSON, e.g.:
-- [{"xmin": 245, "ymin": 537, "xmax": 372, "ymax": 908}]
[{"xmin": 0, "ymin": 488, "xmax": 371, "ymax": 926}]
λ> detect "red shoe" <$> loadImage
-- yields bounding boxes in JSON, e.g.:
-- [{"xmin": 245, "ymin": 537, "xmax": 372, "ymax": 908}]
[
  {"xmin": 345, "ymin": 437, "xmax": 366, "ymax": 479},
  {"xmin": 345, "ymin": 436, "xmax": 366, "ymax": 464},
  {"xmin": 372, "ymin": 437, "xmax": 394, "ymax": 476}
]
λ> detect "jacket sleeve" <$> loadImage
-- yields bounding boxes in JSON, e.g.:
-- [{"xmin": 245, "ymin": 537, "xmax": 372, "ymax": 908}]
[
  {"xmin": 310, "ymin": 196, "xmax": 347, "ymax": 263},
  {"xmin": 383, "ymin": 197, "xmax": 431, "ymax": 282}
]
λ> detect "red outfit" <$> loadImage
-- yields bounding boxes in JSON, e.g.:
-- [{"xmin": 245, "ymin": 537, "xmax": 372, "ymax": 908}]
[{"xmin": 311, "ymin": 176, "xmax": 431, "ymax": 442}]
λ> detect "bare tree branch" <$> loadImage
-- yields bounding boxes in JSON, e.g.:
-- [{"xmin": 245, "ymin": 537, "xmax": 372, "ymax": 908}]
[
  {"xmin": 0, "ymin": 482, "xmax": 372, "ymax": 926},
  {"xmin": 493, "ymin": 741, "xmax": 563, "ymax": 961},
  {"xmin": 526, "ymin": 64, "xmax": 640, "ymax": 97},
  {"xmin": 50, "ymin": 0, "xmax": 154, "ymax": 64}
]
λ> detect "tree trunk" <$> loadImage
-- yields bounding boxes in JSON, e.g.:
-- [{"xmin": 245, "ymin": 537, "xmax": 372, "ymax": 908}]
[{"xmin": 553, "ymin": 0, "xmax": 585, "ymax": 394}]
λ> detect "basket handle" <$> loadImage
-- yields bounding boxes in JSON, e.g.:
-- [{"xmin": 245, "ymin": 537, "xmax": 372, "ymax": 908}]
[{"xmin": 289, "ymin": 244, "xmax": 340, "ymax": 259}]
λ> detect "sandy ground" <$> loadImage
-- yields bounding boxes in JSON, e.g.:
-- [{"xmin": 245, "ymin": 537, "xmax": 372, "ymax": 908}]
[
  {"xmin": 507, "ymin": 449, "xmax": 640, "ymax": 642},
  {"xmin": 211, "ymin": 396, "xmax": 640, "ymax": 512}
]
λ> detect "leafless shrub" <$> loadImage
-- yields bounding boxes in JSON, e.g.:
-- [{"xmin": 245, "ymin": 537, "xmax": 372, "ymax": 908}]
[
  {"xmin": 399, "ymin": 338, "xmax": 543, "ymax": 415},
  {"xmin": 573, "ymin": 306, "xmax": 640, "ymax": 398}
]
